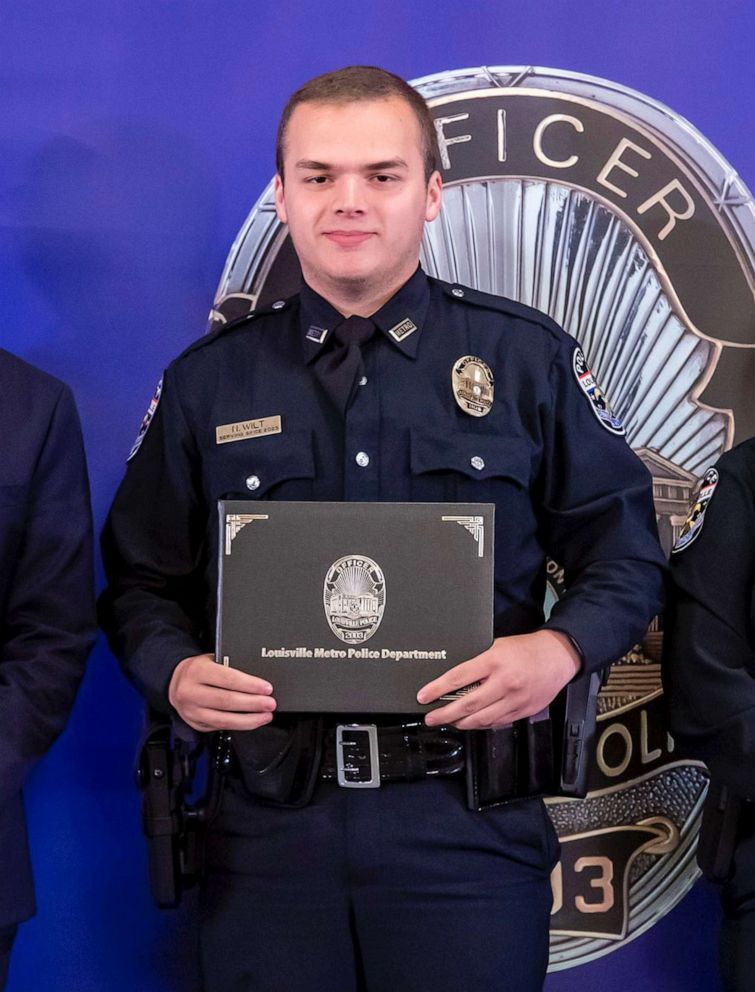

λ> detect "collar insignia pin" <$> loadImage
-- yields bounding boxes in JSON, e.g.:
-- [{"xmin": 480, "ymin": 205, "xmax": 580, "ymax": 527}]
[
  {"xmin": 306, "ymin": 325, "xmax": 329, "ymax": 344},
  {"xmin": 388, "ymin": 318, "xmax": 417, "ymax": 342}
]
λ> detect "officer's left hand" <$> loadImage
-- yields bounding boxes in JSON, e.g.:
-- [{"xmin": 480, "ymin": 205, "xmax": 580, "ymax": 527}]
[{"xmin": 417, "ymin": 630, "xmax": 581, "ymax": 729}]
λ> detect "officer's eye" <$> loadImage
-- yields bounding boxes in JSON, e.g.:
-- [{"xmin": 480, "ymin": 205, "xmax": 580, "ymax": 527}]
[
  {"xmin": 304, "ymin": 175, "xmax": 330, "ymax": 185},
  {"xmin": 371, "ymin": 174, "xmax": 396, "ymax": 183}
]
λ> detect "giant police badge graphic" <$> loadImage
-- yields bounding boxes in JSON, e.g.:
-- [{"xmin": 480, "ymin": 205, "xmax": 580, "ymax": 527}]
[
  {"xmin": 208, "ymin": 65, "xmax": 754, "ymax": 970},
  {"xmin": 324, "ymin": 555, "xmax": 386, "ymax": 644}
]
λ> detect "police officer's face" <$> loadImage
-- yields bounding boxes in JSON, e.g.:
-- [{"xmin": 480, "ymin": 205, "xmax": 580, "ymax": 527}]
[{"xmin": 275, "ymin": 96, "xmax": 442, "ymax": 305}]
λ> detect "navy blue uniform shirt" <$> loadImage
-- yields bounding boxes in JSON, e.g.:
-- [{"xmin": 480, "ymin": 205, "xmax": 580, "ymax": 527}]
[
  {"xmin": 665, "ymin": 438, "xmax": 755, "ymax": 800},
  {"xmin": 101, "ymin": 270, "xmax": 665, "ymax": 712}
]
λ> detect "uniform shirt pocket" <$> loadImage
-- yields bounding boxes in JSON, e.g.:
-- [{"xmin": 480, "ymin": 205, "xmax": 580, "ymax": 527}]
[
  {"xmin": 409, "ymin": 429, "xmax": 531, "ymax": 502},
  {"xmin": 206, "ymin": 429, "xmax": 316, "ymax": 502}
]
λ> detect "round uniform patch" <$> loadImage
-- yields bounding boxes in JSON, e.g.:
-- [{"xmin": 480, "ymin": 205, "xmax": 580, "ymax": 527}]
[
  {"xmin": 452, "ymin": 355, "xmax": 494, "ymax": 417},
  {"xmin": 127, "ymin": 377, "xmax": 163, "ymax": 461},
  {"xmin": 573, "ymin": 348, "xmax": 625, "ymax": 436},
  {"xmin": 671, "ymin": 467, "xmax": 719, "ymax": 554}
]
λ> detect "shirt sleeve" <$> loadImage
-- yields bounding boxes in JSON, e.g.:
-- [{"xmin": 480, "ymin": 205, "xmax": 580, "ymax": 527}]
[
  {"xmin": 99, "ymin": 364, "xmax": 209, "ymax": 712},
  {"xmin": 536, "ymin": 335, "xmax": 667, "ymax": 673},
  {"xmin": 0, "ymin": 384, "xmax": 96, "ymax": 798},
  {"xmin": 664, "ymin": 449, "xmax": 755, "ymax": 799}
]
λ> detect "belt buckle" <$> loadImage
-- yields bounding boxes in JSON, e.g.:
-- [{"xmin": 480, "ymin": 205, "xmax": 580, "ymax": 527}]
[{"xmin": 335, "ymin": 724, "xmax": 380, "ymax": 789}]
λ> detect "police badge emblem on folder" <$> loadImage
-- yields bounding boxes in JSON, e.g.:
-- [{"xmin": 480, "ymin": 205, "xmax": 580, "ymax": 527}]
[{"xmin": 216, "ymin": 501, "xmax": 494, "ymax": 712}]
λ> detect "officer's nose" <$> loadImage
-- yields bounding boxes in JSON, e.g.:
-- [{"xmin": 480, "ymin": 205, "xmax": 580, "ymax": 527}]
[{"xmin": 334, "ymin": 176, "xmax": 366, "ymax": 215}]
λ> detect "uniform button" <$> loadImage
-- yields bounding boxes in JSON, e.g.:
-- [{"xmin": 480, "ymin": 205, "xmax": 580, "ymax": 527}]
[
  {"xmin": 452, "ymin": 287, "xmax": 465, "ymax": 298},
  {"xmin": 246, "ymin": 474, "xmax": 261, "ymax": 491},
  {"xmin": 271, "ymin": 300, "xmax": 286, "ymax": 310},
  {"xmin": 355, "ymin": 451, "xmax": 370, "ymax": 468},
  {"xmin": 470, "ymin": 456, "xmax": 485, "ymax": 471},
  {"xmin": 359, "ymin": 376, "xmax": 368, "ymax": 386}
]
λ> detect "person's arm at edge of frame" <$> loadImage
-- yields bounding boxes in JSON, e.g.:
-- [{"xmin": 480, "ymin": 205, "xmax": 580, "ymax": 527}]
[
  {"xmin": 0, "ymin": 382, "xmax": 97, "ymax": 798},
  {"xmin": 663, "ymin": 444, "xmax": 755, "ymax": 800}
]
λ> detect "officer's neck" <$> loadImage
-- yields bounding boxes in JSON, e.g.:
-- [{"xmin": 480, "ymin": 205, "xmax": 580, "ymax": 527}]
[{"xmin": 302, "ymin": 264, "xmax": 417, "ymax": 319}]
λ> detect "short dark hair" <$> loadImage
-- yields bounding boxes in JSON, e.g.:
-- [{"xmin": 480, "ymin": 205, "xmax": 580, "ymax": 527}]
[{"xmin": 276, "ymin": 65, "xmax": 440, "ymax": 182}]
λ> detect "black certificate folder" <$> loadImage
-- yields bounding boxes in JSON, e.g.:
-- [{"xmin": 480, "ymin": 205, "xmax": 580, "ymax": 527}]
[{"xmin": 216, "ymin": 501, "xmax": 494, "ymax": 713}]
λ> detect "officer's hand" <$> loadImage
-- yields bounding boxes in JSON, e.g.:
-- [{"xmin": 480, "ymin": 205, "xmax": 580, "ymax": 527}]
[
  {"xmin": 168, "ymin": 653, "xmax": 277, "ymax": 732},
  {"xmin": 417, "ymin": 630, "xmax": 581, "ymax": 729}
]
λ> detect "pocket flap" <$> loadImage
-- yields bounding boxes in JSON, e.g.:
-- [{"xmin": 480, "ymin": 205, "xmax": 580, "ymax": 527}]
[
  {"xmin": 410, "ymin": 430, "xmax": 530, "ymax": 486},
  {"xmin": 211, "ymin": 429, "xmax": 315, "ymax": 498}
]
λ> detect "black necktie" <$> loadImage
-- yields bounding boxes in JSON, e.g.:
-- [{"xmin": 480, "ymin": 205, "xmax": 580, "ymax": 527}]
[{"xmin": 315, "ymin": 315, "xmax": 376, "ymax": 415}]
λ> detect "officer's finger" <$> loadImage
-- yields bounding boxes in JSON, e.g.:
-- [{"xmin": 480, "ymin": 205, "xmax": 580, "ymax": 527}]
[
  {"xmin": 451, "ymin": 700, "xmax": 518, "ymax": 730},
  {"xmin": 416, "ymin": 655, "xmax": 489, "ymax": 705},
  {"xmin": 190, "ymin": 686, "xmax": 278, "ymax": 713},
  {"xmin": 186, "ymin": 660, "xmax": 274, "ymax": 695},
  {"xmin": 185, "ymin": 710, "xmax": 275, "ymax": 732},
  {"xmin": 423, "ymin": 679, "xmax": 495, "ymax": 727}
]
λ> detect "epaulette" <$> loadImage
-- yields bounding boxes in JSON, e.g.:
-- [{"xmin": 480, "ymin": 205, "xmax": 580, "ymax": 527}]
[
  {"xmin": 173, "ymin": 296, "xmax": 296, "ymax": 362},
  {"xmin": 436, "ymin": 278, "xmax": 567, "ymax": 343}
]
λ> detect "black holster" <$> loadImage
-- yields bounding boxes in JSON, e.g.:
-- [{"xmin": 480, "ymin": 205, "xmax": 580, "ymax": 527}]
[
  {"xmin": 697, "ymin": 780, "xmax": 742, "ymax": 884},
  {"xmin": 226, "ymin": 715, "xmax": 324, "ymax": 807},
  {"xmin": 465, "ymin": 670, "xmax": 603, "ymax": 810},
  {"xmin": 465, "ymin": 717, "xmax": 554, "ymax": 809},
  {"xmin": 138, "ymin": 715, "xmax": 207, "ymax": 908}
]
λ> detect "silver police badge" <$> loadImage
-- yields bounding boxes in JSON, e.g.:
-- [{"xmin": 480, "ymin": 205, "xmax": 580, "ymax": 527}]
[
  {"xmin": 452, "ymin": 355, "xmax": 494, "ymax": 416},
  {"xmin": 323, "ymin": 555, "xmax": 386, "ymax": 644}
]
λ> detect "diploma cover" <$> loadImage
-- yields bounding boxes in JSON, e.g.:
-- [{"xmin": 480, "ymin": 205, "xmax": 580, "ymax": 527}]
[{"xmin": 217, "ymin": 500, "xmax": 494, "ymax": 712}]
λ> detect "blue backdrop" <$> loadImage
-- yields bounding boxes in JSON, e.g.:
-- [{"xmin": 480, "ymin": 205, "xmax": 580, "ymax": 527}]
[{"xmin": 1, "ymin": 1, "xmax": 752, "ymax": 988}]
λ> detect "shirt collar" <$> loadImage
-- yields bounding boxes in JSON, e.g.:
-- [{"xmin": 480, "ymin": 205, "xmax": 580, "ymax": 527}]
[{"xmin": 300, "ymin": 266, "xmax": 430, "ymax": 364}]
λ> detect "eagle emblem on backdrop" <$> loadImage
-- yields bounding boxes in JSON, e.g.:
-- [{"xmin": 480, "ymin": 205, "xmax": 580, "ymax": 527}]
[{"xmin": 208, "ymin": 66, "xmax": 755, "ymax": 969}]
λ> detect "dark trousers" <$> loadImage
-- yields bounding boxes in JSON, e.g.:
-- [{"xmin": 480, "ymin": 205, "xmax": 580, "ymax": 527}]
[
  {"xmin": 200, "ymin": 776, "xmax": 558, "ymax": 992},
  {"xmin": 721, "ymin": 803, "xmax": 755, "ymax": 991},
  {"xmin": 0, "ymin": 926, "xmax": 16, "ymax": 992}
]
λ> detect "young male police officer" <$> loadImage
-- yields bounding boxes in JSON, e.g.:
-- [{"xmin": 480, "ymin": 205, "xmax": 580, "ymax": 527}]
[
  {"xmin": 0, "ymin": 350, "xmax": 96, "ymax": 990},
  {"xmin": 101, "ymin": 67, "xmax": 666, "ymax": 991}
]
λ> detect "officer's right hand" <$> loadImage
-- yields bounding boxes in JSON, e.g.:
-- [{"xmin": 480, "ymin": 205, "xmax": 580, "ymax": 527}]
[{"xmin": 168, "ymin": 653, "xmax": 277, "ymax": 732}]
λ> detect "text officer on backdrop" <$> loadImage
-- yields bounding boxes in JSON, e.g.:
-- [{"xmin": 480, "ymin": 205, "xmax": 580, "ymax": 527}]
[
  {"xmin": 0, "ymin": 350, "xmax": 96, "ymax": 991},
  {"xmin": 100, "ymin": 66, "xmax": 666, "ymax": 991}
]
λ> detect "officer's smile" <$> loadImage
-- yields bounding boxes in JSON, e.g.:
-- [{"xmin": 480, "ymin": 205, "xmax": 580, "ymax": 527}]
[{"xmin": 323, "ymin": 230, "xmax": 376, "ymax": 248}]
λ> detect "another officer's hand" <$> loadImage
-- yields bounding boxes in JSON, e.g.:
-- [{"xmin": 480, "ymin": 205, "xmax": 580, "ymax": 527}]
[
  {"xmin": 417, "ymin": 630, "xmax": 581, "ymax": 730},
  {"xmin": 168, "ymin": 653, "xmax": 277, "ymax": 732}
]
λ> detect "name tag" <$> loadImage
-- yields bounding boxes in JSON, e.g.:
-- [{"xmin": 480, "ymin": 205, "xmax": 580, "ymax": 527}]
[{"xmin": 215, "ymin": 415, "xmax": 281, "ymax": 444}]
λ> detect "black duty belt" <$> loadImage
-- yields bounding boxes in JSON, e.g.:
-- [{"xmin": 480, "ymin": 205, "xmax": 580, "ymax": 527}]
[{"xmin": 320, "ymin": 722, "xmax": 465, "ymax": 789}]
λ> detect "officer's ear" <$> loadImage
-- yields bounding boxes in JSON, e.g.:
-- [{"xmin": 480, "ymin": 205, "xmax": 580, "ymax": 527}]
[
  {"xmin": 425, "ymin": 170, "xmax": 442, "ymax": 222},
  {"xmin": 274, "ymin": 173, "xmax": 287, "ymax": 224}
]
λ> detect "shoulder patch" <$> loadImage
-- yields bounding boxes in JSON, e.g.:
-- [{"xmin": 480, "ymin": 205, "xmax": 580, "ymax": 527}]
[
  {"xmin": 573, "ymin": 348, "xmax": 625, "ymax": 436},
  {"xmin": 672, "ymin": 467, "xmax": 719, "ymax": 554},
  {"xmin": 127, "ymin": 377, "xmax": 163, "ymax": 461}
]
